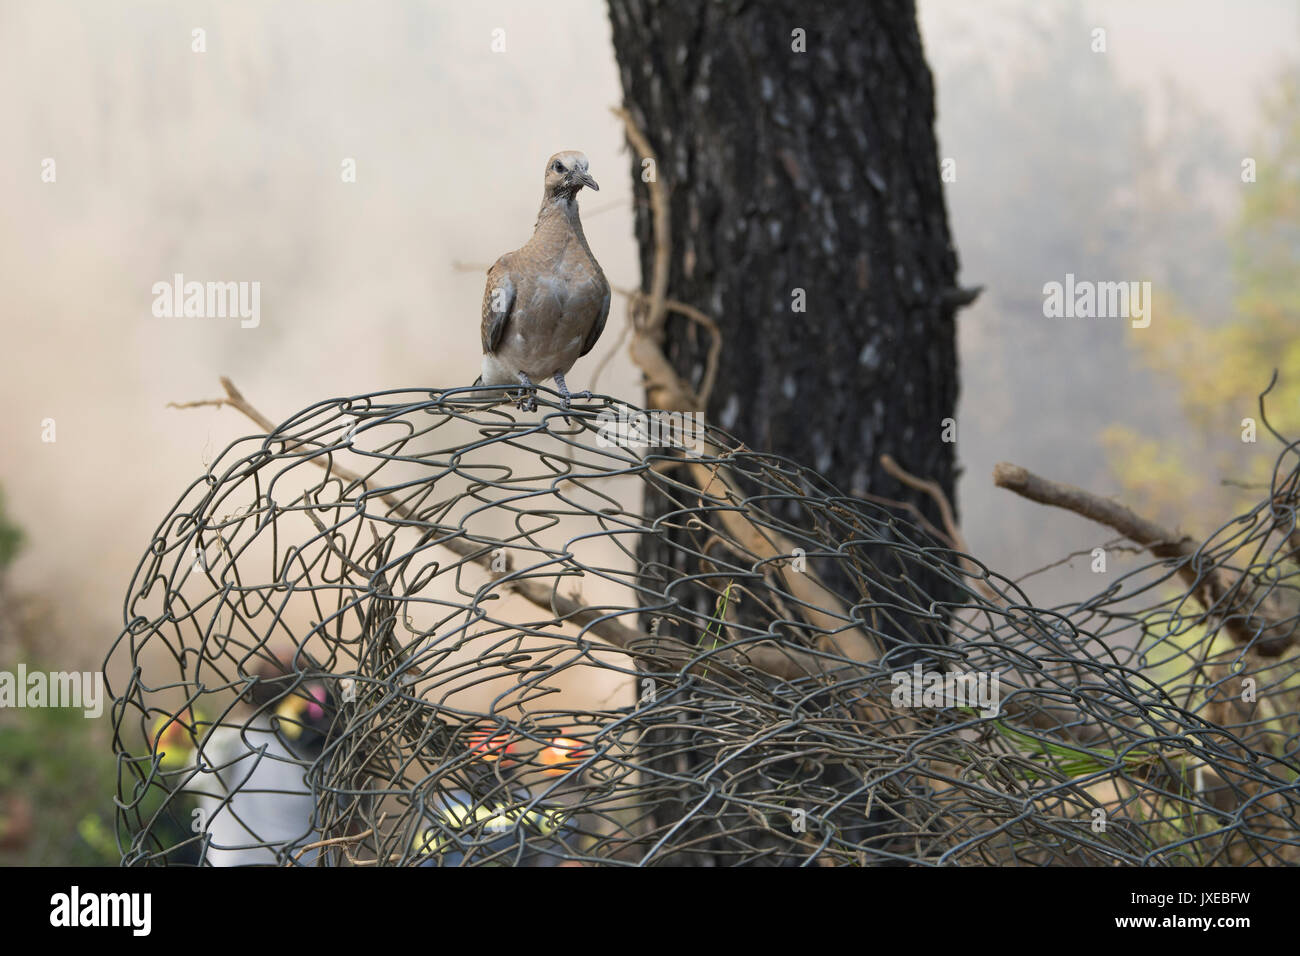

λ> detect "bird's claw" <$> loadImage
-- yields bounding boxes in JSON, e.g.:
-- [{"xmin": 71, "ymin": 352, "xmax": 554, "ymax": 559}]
[
  {"xmin": 554, "ymin": 388, "xmax": 592, "ymax": 425},
  {"xmin": 513, "ymin": 373, "xmax": 538, "ymax": 412}
]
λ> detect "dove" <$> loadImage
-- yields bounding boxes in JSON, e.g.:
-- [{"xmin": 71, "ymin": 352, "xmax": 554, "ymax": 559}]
[{"xmin": 478, "ymin": 150, "xmax": 610, "ymax": 411}]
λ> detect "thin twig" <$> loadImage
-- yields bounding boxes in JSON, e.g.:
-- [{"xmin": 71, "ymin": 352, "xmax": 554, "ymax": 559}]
[
  {"xmin": 880, "ymin": 453, "xmax": 999, "ymax": 603},
  {"xmin": 612, "ymin": 107, "xmax": 669, "ymax": 338},
  {"xmin": 291, "ymin": 814, "xmax": 385, "ymax": 862},
  {"xmin": 1012, "ymin": 537, "xmax": 1152, "ymax": 584}
]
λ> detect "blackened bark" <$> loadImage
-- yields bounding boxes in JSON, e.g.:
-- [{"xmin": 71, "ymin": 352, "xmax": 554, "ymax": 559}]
[
  {"xmin": 607, "ymin": 0, "xmax": 960, "ymax": 520},
  {"xmin": 607, "ymin": 0, "xmax": 963, "ymax": 864}
]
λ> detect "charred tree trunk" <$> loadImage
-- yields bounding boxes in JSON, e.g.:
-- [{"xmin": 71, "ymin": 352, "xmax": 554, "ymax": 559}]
[
  {"xmin": 608, "ymin": 0, "xmax": 964, "ymax": 864},
  {"xmin": 608, "ymin": 0, "xmax": 960, "ymax": 519}
]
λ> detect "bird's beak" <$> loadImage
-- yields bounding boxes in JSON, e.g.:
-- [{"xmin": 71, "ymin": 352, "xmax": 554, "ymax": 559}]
[{"xmin": 578, "ymin": 171, "xmax": 599, "ymax": 191}]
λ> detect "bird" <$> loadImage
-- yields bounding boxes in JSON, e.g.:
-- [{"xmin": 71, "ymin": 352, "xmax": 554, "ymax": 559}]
[{"xmin": 477, "ymin": 150, "xmax": 610, "ymax": 411}]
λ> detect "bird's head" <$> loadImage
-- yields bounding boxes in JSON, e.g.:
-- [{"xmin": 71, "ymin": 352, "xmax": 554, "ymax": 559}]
[{"xmin": 544, "ymin": 150, "xmax": 598, "ymax": 200}]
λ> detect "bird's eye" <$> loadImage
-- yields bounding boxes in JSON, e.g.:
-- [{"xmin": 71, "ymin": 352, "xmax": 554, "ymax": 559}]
[{"xmin": 553, "ymin": 161, "xmax": 565, "ymax": 173}]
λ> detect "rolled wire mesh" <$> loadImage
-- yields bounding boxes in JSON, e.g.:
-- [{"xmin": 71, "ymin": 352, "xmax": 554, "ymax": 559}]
[{"xmin": 105, "ymin": 386, "xmax": 1300, "ymax": 865}]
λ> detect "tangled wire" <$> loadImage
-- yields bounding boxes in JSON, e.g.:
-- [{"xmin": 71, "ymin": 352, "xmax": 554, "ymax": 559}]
[{"xmin": 105, "ymin": 384, "xmax": 1300, "ymax": 866}]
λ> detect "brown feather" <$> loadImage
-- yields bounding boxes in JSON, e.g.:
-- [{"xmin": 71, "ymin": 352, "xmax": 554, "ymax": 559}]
[{"xmin": 479, "ymin": 151, "xmax": 609, "ymax": 388}]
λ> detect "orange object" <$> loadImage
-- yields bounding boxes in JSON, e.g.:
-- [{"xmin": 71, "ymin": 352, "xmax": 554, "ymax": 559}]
[
  {"xmin": 151, "ymin": 707, "xmax": 198, "ymax": 749},
  {"xmin": 150, "ymin": 707, "xmax": 205, "ymax": 767},
  {"xmin": 538, "ymin": 735, "xmax": 586, "ymax": 776},
  {"xmin": 467, "ymin": 729, "xmax": 517, "ymax": 763}
]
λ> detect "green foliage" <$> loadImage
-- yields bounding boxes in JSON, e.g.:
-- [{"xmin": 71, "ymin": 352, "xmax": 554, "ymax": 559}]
[
  {"xmin": 1137, "ymin": 609, "xmax": 1231, "ymax": 692},
  {"xmin": 699, "ymin": 581, "xmax": 736, "ymax": 678},
  {"xmin": 0, "ymin": 698, "xmax": 119, "ymax": 865},
  {"xmin": 76, "ymin": 813, "xmax": 118, "ymax": 860},
  {"xmin": 0, "ymin": 485, "xmax": 23, "ymax": 570},
  {"xmin": 1107, "ymin": 61, "xmax": 1300, "ymax": 522}
]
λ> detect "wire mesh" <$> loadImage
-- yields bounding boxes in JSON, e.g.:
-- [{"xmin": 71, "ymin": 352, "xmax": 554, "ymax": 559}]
[{"xmin": 105, "ymin": 385, "xmax": 1300, "ymax": 865}]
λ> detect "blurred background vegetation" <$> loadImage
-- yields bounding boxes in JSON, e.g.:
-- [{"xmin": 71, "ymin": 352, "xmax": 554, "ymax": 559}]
[
  {"xmin": 1103, "ymin": 58, "xmax": 1300, "ymax": 524},
  {"xmin": 0, "ymin": 489, "xmax": 117, "ymax": 865},
  {"xmin": 934, "ymin": 4, "xmax": 1300, "ymax": 599}
]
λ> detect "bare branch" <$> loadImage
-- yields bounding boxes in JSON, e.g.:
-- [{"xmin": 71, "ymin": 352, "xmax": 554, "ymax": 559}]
[{"xmin": 993, "ymin": 461, "xmax": 1294, "ymax": 655}]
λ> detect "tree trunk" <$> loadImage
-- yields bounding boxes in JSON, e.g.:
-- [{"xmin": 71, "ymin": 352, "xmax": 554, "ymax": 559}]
[
  {"xmin": 607, "ymin": 0, "xmax": 963, "ymax": 864},
  {"xmin": 608, "ymin": 0, "xmax": 960, "ymax": 514}
]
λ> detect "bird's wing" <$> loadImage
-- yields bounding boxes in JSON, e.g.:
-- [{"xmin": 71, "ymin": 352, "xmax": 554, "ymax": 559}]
[
  {"xmin": 579, "ymin": 276, "xmax": 611, "ymax": 358},
  {"xmin": 481, "ymin": 256, "xmax": 517, "ymax": 354}
]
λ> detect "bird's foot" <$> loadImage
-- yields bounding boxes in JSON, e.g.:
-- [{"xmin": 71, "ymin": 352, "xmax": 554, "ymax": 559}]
[
  {"xmin": 514, "ymin": 373, "xmax": 538, "ymax": 412},
  {"xmin": 553, "ymin": 373, "xmax": 592, "ymax": 411}
]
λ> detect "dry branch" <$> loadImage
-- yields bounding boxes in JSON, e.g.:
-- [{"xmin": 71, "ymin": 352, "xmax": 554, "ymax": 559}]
[
  {"xmin": 880, "ymin": 453, "xmax": 999, "ymax": 603},
  {"xmin": 611, "ymin": 108, "xmax": 888, "ymax": 677},
  {"xmin": 993, "ymin": 461, "xmax": 1295, "ymax": 656}
]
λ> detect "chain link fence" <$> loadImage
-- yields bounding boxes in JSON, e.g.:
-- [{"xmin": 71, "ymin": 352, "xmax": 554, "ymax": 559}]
[{"xmin": 105, "ymin": 386, "xmax": 1300, "ymax": 865}]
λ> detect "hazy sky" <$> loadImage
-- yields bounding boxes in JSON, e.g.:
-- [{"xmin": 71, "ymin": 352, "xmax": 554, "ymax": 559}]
[
  {"xmin": 0, "ymin": 1, "xmax": 640, "ymax": 667},
  {"xmin": 920, "ymin": 0, "xmax": 1300, "ymax": 140}
]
